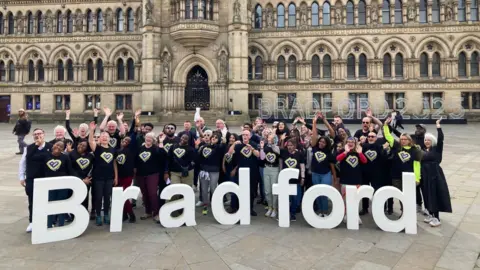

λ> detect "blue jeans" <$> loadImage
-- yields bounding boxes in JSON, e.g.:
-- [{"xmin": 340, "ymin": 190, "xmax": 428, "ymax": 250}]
[
  {"xmin": 47, "ymin": 189, "xmax": 69, "ymax": 228},
  {"xmin": 311, "ymin": 172, "xmax": 332, "ymax": 213},
  {"xmin": 289, "ymin": 184, "xmax": 303, "ymax": 217}
]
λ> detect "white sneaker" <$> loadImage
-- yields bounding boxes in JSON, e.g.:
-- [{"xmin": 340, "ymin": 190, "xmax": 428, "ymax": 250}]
[
  {"xmin": 195, "ymin": 201, "xmax": 203, "ymax": 207},
  {"xmin": 424, "ymin": 215, "xmax": 433, "ymax": 223},
  {"xmin": 358, "ymin": 217, "xmax": 363, "ymax": 225},
  {"xmin": 26, "ymin": 223, "xmax": 32, "ymax": 233},
  {"xmin": 265, "ymin": 209, "xmax": 272, "ymax": 217},
  {"xmin": 422, "ymin": 208, "xmax": 430, "ymax": 216},
  {"xmin": 429, "ymin": 218, "xmax": 441, "ymax": 227},
  {"xmin": 270, "ymin": 210, "xmax": 277, "ymax": 218}
]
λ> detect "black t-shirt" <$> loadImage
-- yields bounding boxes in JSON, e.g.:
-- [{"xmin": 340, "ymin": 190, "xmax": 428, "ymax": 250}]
[
  {"xmin": 168, "ymin": 144, "xmax": 196, "ymax": 173},
  {"xmin": 280, "ymin": 149, "xmax": 305, "ymax": 183},
  {"xmin": 107, "ymin": 129, "xmax": 122, "ymax": 149},
  {"xmin": 92, "ymin": 146, "xmax": 117, "ymax": 181},
  {"xmin": 135, "ymin": 145, "xmax": 166, "ymax": 176},
  {"xmin": 197, "ymin": 143, "xmax": 225, "ymax": 172},
  {"xmin": 262, "ymin": 145, "xmax": 280, "ymax": 167},
  {"xmin": 48, "ymin": 138, "xmax": 74, "ymax": 151},
  {"xmin": 233, "ymin": 143, "xmax": 259, "ymax": 171},
  {"xmin": 69, "ymin": 150, "xmax": 94, "ymax": 180},
  {"xmin": 116, "ymin": 147, "xmax": 135, "ymax": 178},
  {"xmin": 339, "ymin": 152, "xmax": 363, "ymax": 185},
  {"xmin": 354, "ymin": 129, "xmax": 369, "ymax": 140},
  {"xmin": 311, "ymin": 146, "xmax": 335, "ymax": 174},
  {"xmin": 163, "ymin": 136, "xmax": 180, "ymax": 154},
  {"xmin": 43, "ymin": 152, "xmax": 74, "ymax": 178}
]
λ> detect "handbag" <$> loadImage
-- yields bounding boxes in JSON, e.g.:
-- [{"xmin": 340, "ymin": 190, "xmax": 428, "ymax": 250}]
[{"xmin": 181, "ymin": 166, "xmax": 189, "ymax": 177}]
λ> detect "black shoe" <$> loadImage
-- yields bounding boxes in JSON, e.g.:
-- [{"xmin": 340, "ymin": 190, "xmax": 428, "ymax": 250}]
[
  {"xmin": 123, "ymin": 213, "xmax": 129, "ymax": 222},
  {"xmin": 15, "ymin": 152, "xmax": 23, "ymax": 155},
  {"xmin": 250, "ymin": 210, "xmax": 257, "ymax": 216},
  {"xmin": 129, "ymin": 213, "xmax": 136, "ymax": 223},
  {"xmin": 387, "ymin": 209, "xmax": 393, "ymax": 215},
  {"xmin": 262, "ymin": 200, "xmax": 268, "ymax": 206},
  {"xmin": 132, "ymin": 202, "xmax": 137, "ymax": 209},
  {"xmin": 359, "ymin": 209, "xmax": 368, "ymax": 216},
  {"xmin": 290, "ymin": 215, "xmax": 297, "ymax": 222},
  {"xmin": 256, "ymin": 199, "xmax": 263, "ymax": 204}
]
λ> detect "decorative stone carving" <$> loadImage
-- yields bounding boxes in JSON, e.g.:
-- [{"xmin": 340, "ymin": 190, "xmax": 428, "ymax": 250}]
[
  {"xmin": 145, "ymin": 0, "xmax": 154, "ymax": 23},
  {"xmin": 407, "ymin": 3, "xmax": 416, "ymax": 21},
  {"xmin": 45, "ymin": 15, "xmax": 53, "ymax": 33},
  {"xmin": 266, "ymin": 7, "xmax": 273, "ymax": 28},
  {"xmin": 335, "ymin": 9, "xmax": 342, "ymax": 24},
  {"xmin": 75, "ymin": 14, "xmax": 83, "ymax": 32},
  {"xmin": 137, "ymin": 8, "xmax": 142, "ymax": 30},
  {"xmin": 17, "ymin": 17, "xmax": 24, "ymax": 33},
  {"xmin": 161, "ymin": 51, "xmax": 171, "ymax": 81},
  {"xmin": 300, "ymin": 5, "xmax": 308, "ymax": 26},
  {"xmin": 219, "ymin": 51, "xmax": 228, "ymax": 81},
  {"xmin": 370, "ymin": 5, "xmax": 378, "ymax": 23},
  {"xmin": 445, "ymin": 2, "xmax": 454, "ymax": 21},
  {"xmin": 233, "ymin": 0, "xmax": 241, "ymax": 23},
  {"xmin": 105, "ymin": 11, "xmax": 113, "ymax": 31}
]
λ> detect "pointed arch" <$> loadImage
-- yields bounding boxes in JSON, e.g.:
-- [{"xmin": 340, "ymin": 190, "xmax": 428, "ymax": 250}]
[
  {"xmin": 270, "ymin": 40, "xmax": 304, "ymax": 60},
  {"xmin": 108, "ymin": 44, "xmax": 140, "ymax": 63},
  {"xmin": 19, "ymin": 45, "xmax": 48, "ymax": 64},
  {"xmin": 172, "ymin": 54, "xmax": 217, "ymax": 83},
  {"xmin": 248, "ymin": 41, "xmax": 269, "ymax": 60},
  {"xmin": 48, "ymin": 45, "xmax": 78, "ymax": 64},
  {"xmin": 452, "ymin": 36, "xmax": 480, "ymax": 57},
  {"xmin": 0, "ymin": 47, "xmax": 19, "ymax": 64},
  {"xmin": 339, "ymin": 38, "xmax": 375, "ymax": 59},
  {"xmin": 413, "ymin": 36, "xmax": 450, "ymax": 58},
  {"xmin": 78, "ymin": 44, "xmax": 108, "ymax": 63},
  {"xmin": 377, "ymin": 37, "xmax": 413, "ymax": 58},
  {"xmin": 305, "ymin": 39, "xmax": 339, "ymax": 60}
]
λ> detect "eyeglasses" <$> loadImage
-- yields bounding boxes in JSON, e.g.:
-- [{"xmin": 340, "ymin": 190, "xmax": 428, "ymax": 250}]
[
  {"xmin": 362, "ymin": 122, "xmax": 370, "ymax": 124},
  {"xmin": 367, "ymin": 135, "xmax": 376, "ymax": 138}
]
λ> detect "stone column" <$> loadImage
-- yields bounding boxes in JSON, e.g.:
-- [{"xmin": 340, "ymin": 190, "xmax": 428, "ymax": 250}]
[{"xmin": 228, "ymin": 0, "xmax": 249, "ymax": 115}]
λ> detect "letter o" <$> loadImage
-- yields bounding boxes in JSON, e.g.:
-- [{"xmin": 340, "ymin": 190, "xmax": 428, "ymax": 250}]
[{"xmin": 301, "ymin": 185, "xmax": 344, "ymax": 229}]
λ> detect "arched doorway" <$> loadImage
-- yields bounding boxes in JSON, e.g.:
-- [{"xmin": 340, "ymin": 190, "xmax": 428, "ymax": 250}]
[{"xmin": 184, "ymin": 65, "xmax": 210, "ymax": 111}]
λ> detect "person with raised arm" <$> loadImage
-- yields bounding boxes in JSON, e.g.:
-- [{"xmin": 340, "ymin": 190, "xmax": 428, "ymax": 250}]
[
  {"xmin": 18, "ymin": 128, "xmax": 53, "ymax": 232},
  {"xmin": 65, "ymin": 108, "xmax": 99, "ymax": 151},
  {"xmin": 421, "ymin": 118, "xmax": 452, "ymax": 227},
  {"xmin": 116, "ymin": 135, "xmax": 137, "ymax": 223},
  {"xmin": 259, "ymin": 133, "xmax": 280, "ymax": 218},
  {"xmin": 98, "ymin": 107, "xmax": 126, "ymax": 149},
  {"xmin": 383, "ymin": 117, "xmax": 423, "ymax": 216},
  {"xmin": 336, "ymin": 137, "xmax": 368, "ymax": 224},
  {"xmin": 310, "ymin": 112, "xmax": 337, "ymax": 217},
  {"xmin": 88, "ymin": 121, "xmax": 118, "ymax": 226},
  {"xmin": 68, "ymin": 141, "xmax": 94, "ymax": 214}
]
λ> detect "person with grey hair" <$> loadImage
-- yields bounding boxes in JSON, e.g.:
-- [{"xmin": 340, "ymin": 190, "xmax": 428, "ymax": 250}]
[
  {"xmin": 65, "ymin": 109, "xmax": 99, "ymax": 152},
  {"xmin": 420, "ymin": 118, "xmax": 452, "ymax": 227},
  {"xmin": 48, "ymin": 125, "xmax": 73, "ymax": 151}
]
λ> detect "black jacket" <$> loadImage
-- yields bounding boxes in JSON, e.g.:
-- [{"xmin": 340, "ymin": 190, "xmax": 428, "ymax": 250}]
[{"xmin": 13, "ymin": 119, "xmax": 31, "ymax": 136}]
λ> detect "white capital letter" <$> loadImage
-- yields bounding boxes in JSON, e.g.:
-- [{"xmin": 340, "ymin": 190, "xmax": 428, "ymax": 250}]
[
  {"xmin": 372, "ymin": 172, "xmax": 417, "ymax": 234},
  {"xmin": 212, "ymin": 168, "xmax": 251, "ymax": 225},
  {"xmin": 345, "ymin": 185, "xmax": 374, "ymax": 230},
  {"xmin": 272, "ymin": 168, "xmax": 299, "ymax": 227},
  {"xmin": 110, "ymin": 186, "xmax": 140, "ymax": 232},
  {"xmin": 302, "ymin": 185, "xmax": 344, "ymax": 229},
  {"xmin": 32, "ymin": 176, "xmax": 88, "ymax": 244},
  {"xmin": 159, "ymin": 184, "xmax": 196, "ymax": 228}
]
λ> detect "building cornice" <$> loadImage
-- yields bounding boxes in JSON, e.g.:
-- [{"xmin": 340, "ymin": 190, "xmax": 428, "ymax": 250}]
[
  {"xmin": 2, "ymin": 0, "xmax": 141, "ymax": 5},
  {"xmin": 248, "ymin": 82, "xmax": 480, "ymax": 91},
  {"xmin": 0, "ymin": 34, "xmax": 142, "ymax": 44},
  {"xmin": 0, "ymin": 85, "xmax": 142, "ymax": 93}
]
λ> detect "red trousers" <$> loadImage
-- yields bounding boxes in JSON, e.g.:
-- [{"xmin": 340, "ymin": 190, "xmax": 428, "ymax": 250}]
[
  {"xmin": 136, "ymin": 173, "xmax": 160, "ymax": 216},
  {"xmin": 119, "ymin": 176, "xmax": 134, "ymax": 214}
]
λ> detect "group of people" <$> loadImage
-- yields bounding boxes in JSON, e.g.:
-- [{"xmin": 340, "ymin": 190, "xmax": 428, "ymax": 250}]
[{"xmin": 15, "ymin": 106, "xmax": 452, "ymax": 233}]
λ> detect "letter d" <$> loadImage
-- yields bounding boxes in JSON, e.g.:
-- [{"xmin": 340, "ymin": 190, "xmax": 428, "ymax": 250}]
[
  {"xmin": 32, "ymin": 176, "xmax": 89, "ymax": 244},
  {"xmin": 372, "ymin": 172, "xmax": 417, "ymax": 234}
]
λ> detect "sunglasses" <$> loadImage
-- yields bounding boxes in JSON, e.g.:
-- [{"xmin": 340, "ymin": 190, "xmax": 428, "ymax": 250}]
[
  {"xmin": 362, "ymin": 122, "xmax": 370, "ymax": 124},
  {"xmin": 368, "ymin": 135, "xmax": 376, "ymax": 138}
]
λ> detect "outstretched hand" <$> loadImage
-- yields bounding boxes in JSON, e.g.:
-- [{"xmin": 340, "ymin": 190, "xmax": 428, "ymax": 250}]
[{"xmin": 436, "ymin": 117, "xmax": 442, "ymax": 128}]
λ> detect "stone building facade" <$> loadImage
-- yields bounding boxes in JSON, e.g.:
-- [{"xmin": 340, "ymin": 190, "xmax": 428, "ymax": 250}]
[{"xmin": 0, "ymin": 0, "xmax": 479, "ymax": 123}]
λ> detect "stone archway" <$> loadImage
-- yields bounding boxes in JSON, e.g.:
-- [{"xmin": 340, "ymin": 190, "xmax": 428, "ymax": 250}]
[{"xmin": 184, "ymin": 65, "xmax": 210, "ymax": 111}]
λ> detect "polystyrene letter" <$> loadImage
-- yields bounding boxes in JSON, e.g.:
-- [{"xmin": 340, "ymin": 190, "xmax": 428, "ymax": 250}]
[
  {"xmin": 110, "ymin": 186, "xmax": 140, "ymax": 232},
  {"xmin": 159, "ymin": 184, "xmax": 196, "ymax": 228},
  {"xmin": 211, "ymin": 168, "xmax": 250, "ymax": 225},
  {"xmin": 372, "ymin": 172, "xmax": 417, "ymax": 234},
  {"xmin": 345, "ymin": 185, "xmax": 374, "ymax": 230},
  {"xmin": 32, "ymin": 176, "xmax": 89, "ymax": 244},
  {"xmin": 302, "ymin": 185, "xmax": 344, "ymax": 229},
  {"xmin": 272, "ymin": 168, "xmax": 299, "ymax": 227}
]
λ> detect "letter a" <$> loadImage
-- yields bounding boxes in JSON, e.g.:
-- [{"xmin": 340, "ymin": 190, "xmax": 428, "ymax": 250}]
[
  {"xmin": 110, "ymin": 186, "xmax": 140, "ymax": 232},
  {"xmin": 272, "ymin": 168, "xmax": 299, "ymax": 228},
  {"xmin": 211, "ymin": 167, "xmax": 250, "ymax": 225},
  {"xmin": 372, "ymin": 172, "xmax": 417, "ymax": 234},
  {"xmin": 32, "ymin": 176, "xmax": 89, "ymax": 244},
  {"xmin": 159, "ymin": 184, "xmax": 196, "ymax": 228}
]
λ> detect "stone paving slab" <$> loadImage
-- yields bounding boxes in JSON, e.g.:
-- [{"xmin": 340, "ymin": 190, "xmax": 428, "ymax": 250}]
[{"xmin": 0, "ymin": 123, "xmax": 480, "ymax": 270}]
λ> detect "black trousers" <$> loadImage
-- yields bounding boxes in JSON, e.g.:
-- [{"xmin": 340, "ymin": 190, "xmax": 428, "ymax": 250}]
[
  {"xmin": 362, "ymin": 179, "xmax": 393, "ymax": 212},
  {"xmin": 81, "ymin": 184, "xmax": 92, "ymax": 211},
  {"xmin": 25, "ymin": 179, "xmax": 34, "ymax": 223},
  {"xmin": 93, "ymin": 179, "xmax": 113, "ymax": 216},
  {"xmin": 416, "ymin": 185, "xmax": 423, "ymax": 206}
]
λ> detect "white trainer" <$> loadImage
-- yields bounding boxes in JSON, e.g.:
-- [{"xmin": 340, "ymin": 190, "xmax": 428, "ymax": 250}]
[
  {"xmin": 429, "ymin": 218, "xmax": 441, "ymax": 227},
  {"xmin": 422, "ymin": 208, "xmax": 430, "ymax": 216},
  {"xmin": 270, "ymin": 210, "xmax": 277, "ymax": 218},
  {"xmin": 26, "ymin": 223, "xmax": 32, "ymax": 233},
  {"xmin": 265, "ymin": 209, "xmax": 272, "ymax": 217},
  {"xmin": 424, "ymin": 215, "xmax": 433, "ymax": 223},
  {"xmin": 358, "ymin": 217, "xmax": 363, "ymax": 225},
  {"xmin": 195, "ymin": 201, "xmax": 203, "ymax": 207}
]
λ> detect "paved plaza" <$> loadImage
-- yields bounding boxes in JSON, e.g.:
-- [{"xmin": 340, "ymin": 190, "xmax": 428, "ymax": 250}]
[{"xmin": 0, "ymin": 123, "xmax": 479, "ymax": 270}]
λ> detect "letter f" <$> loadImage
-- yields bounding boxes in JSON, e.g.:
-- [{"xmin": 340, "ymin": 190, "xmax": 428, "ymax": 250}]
[{"xmin": 272, "ymin": 168, "xmax": 299, "ymax": 228}]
